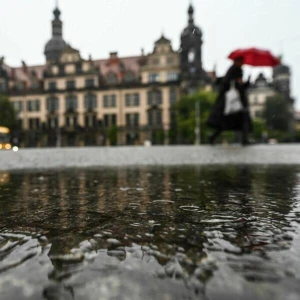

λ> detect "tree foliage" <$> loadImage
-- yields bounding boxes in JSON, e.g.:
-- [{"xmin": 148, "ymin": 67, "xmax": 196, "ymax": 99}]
[
  {"xmin": 108, "ymin": 125, "xmax": 118, "ymax": 146},
  {"xmin": 0, "ymin": 94, "xmax": 16, "ymax": 129},
  {"xmin": 174, "ymin": 90, "xmax": 217, "ymax": 144},
  {"xmin": 263, "ymin": 94, "xmax": 292, "ymax": 132}
]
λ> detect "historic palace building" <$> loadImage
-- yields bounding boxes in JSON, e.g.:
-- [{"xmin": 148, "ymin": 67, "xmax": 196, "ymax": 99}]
[{"xmin": 0, "ymin": 4, "xmax": 215, "ymax": 147}]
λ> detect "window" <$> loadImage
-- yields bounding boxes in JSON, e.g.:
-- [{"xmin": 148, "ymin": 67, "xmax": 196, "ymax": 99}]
[
  {"xmin": 125, "ymin": 93, "xmax": 140, "ymax": 107},
  {"xmin": 84, "ymin": 115, "xmax": 97, "ymax": 128},
  {"xmin": 28, "ymin": 118, "xmax": 40, "ymax": 130},
  {"xmin": 188, "ymin": 49, "xmax": 196, "ymax": 63},
  {"xmin": 27, "ymin": 100, "xmax": 40, "ymax": 112},
  {"xmin": 76, "ymin": 63, "xmax": 82, "ymax": 73},
  {"xmin": 13, "ymin": 101, "xmax": 24, "ymax": 113},
  {"xmin": 15, "ymin": 81, "xmax": 24, "ymax": 91},
  {"xmin": 126, "ymin": 113, "xmax": 139, "ymax": 127},
  {"xmin": 30, "ymin": 80, "xmax": 39, "ymax": 90},
  {"xmin": 189, "ymin": 67, "xmax": 196, "ymax": 74},
  {"xmin": 0, "ymin": 80, "xmax": 7, "ymax": 92},
  {"xmin": 148, "ymin": 109, "xmax": 162, "ymax": 126},
  {"xmin": 167, "ymin": 57, "xmax": 174, "ymax": 64},
  {"xmin": 85, "ymin": 78, "xmax": 95, "ymax": 88},
  {"xmin": 104, "ymin": 114, "xmax": 117, "ymax": 127},
  {"xmin": 59, "ymin": 65, "xmax": 65, "ymax": 75},
  {"xmin": 65, "ymin": 95, "xmax": 78, "ymax": 112},
  {"xmin": 148, "ymin": 90, "xmax": 162, "ymax": 106},
  {"xmin": 103, "ymin": 95, "xmax": 117, "ymax": 108},
  {"xmin": 149, "ymin": 73, "xmax": 159, "ymax": 83},
  {"xmin": 84, "ymin": 94, "xmax": 97, "ymax": 110},
  {"xmin": 124, "ymin": 72, "xmax": 135, "ymax": 83},
  {"xmin": 65, "ymin": 116, "xmax": 77, "ymax": 127},
  {"xmin": 170, "ymin": 88, "xmax": 177, "ymax": 105},
  {"xmin": 48, "ymin": 81, "xmax": 57, "ymax": 91},
  {"xmin": 167, "ymin": 72, "xmax": 179, "ymax": 82},
  {"xmin": 66, "ymin": 80, "xmax": 76, "ymax": 90},
  {"xmin": 106, "ymin": 73, "xmax": 118, "ymax": 84},
  {"xmin": 47, "ymin": 117, "xmax": 58, "ymax": 129},
  {"xmin": 47, "ymin": 97, "xmax": 59, "ymax": 112}
]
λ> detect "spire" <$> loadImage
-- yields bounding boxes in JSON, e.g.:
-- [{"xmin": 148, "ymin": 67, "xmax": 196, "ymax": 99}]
[
  {"xmin": 44, "ymin": 4, "xmax": 67, "ymax": 62},
  {"xmin": 188, "ymin": 3, "xmax": 194, "ymax": 24},
  {"xmin": 52, "ymin": 3, "xmax": 62, "ymax": 37}
]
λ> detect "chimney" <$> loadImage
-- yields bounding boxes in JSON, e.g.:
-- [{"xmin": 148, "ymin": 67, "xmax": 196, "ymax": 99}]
[{"xmin": 109, "ymin": 52, "xmax": 118, "ymax": 60}]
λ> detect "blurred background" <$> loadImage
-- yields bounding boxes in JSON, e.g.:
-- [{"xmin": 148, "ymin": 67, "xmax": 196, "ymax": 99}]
[{"xmin": 0, "ymin": 0, "xmax": 299, "ymax": 147}]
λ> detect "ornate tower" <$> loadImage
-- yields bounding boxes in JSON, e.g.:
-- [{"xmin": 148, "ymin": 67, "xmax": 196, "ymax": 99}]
[
  {"xmin": 273, "ymin": 62, "xmax": 291, "ymax": 97},
  {"xmin": 44, "ymin": 6, "xmax": 67, "ymax": 62},
  {"xmin": 180, "ymin": 4, "xmax": 206, "ymax": 93}
]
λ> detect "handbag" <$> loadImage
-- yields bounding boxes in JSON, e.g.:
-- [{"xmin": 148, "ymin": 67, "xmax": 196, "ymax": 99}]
[{"xmin": 224, "ymin": 81, "xmax": 243, "ymax": 115}]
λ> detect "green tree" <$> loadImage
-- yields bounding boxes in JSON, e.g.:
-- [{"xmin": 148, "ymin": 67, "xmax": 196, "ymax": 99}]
[
  {"xmin": 175, "ymin": 90, "xmax": 217, "ymax": 144},
  {"xmin": 263, "ymin": 94, "xmax": 292, "ymax": 132},
  {"xmin": 252, "ymin": 119, "xmax": 265, "ymax": 141},
  {"xmin": 108, "ymin": 125, "xmax": 118, "ymax": 146},
  {"xmin": 0, "ymin": 94, "xmax": 16, "ymax": 129}
]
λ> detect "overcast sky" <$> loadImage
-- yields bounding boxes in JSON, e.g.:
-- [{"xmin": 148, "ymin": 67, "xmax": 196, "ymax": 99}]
[{"xmin": 1, "ymin": 0, "xmax": 299, "ymax": 108}]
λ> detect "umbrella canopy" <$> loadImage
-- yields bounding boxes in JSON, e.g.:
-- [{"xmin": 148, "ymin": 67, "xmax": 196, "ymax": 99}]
[{"xmin": 228, "ymin": 48, "xmax": 280, "ymax": 67}]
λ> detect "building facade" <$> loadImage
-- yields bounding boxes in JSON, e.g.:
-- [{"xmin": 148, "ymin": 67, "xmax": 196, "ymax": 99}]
[
  {"xmin": 0, "ymin": 4, "xmax": 215, "ymax": 147},
  {"xmin": 248, "ymin": 62, "xmax": 295, "ymax": 133}
]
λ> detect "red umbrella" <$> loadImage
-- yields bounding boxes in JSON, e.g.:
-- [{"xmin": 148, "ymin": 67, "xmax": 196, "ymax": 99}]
[{"xmin": 228, "ymin": 48, "xmax": 280, "ymax": 67}]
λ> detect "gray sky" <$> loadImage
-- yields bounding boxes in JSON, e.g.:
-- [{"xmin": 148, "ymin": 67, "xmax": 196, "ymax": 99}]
[{"xmin": 1, "ymin": 0, "xmax": 299, "ymax": 109}]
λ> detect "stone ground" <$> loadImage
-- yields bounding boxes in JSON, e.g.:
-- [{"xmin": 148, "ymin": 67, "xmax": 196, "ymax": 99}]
[{"xmin": 0, "ymin": 144, "xmax": 300, "ymax": 170}]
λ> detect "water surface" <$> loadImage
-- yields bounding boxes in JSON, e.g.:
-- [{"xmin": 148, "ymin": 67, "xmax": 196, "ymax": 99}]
[{"xmin": 1, "ymin": 166, "xmax": 300, "ymax": 300}]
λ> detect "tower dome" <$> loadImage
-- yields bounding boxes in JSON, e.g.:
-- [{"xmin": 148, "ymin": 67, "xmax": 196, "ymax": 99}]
[
  {"xmin": 44, "ymin": 6, "xmax": 67, "ymax": 62},
  {"xmin": 181, "ymin": 5, "xmax": 202, "ymax": 38}
]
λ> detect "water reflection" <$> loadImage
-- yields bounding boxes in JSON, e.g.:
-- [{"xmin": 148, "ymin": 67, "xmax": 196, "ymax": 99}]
[{"xmin": 0, "ymin": 166, "xmax": 300, "ymax": 299}]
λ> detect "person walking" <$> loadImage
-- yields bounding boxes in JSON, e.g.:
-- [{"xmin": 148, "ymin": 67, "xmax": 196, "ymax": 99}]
[{"xmin": 207, "ymin": 57, "xmax": 252, "ymax": 145}]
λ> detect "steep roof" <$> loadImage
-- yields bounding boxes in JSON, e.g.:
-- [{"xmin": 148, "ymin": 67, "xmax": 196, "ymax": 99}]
[{"xmin": 2, "ymin": 55, "xmax": 141, "ymax": 84}]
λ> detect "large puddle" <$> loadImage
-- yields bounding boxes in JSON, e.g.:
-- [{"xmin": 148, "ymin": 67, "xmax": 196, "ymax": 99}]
[{"xmin": 1, "ymin": 166, "xmax": 300, "ymax": 300}]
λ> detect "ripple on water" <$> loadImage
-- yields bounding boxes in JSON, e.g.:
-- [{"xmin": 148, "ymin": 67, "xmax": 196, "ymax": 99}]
[
  {"xmin": 180, "ymin": 205, "xmax": 201, "ymax": 212},
  {"xmin": 152, "ymin": 200, "xmax": 174, "ymax": 204},
  {"xmin": 0, "ymin": 166, "xmax": 300, "ymax": 299}
]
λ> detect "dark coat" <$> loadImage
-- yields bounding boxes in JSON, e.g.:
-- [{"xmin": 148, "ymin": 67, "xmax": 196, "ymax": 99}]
[{"xmin": 207, "ymin": 64, "xmax": 252, "ymax": 131}]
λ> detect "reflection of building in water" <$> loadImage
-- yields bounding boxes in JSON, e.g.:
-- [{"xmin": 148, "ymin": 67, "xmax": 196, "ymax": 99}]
[
  {"xmin": 2, "ymin": 166, "xmax": 299, "ymax": 257},
  {"xmin": 0, "ymin": 172, "xmax": 9, "ymax": 185},
  {"xmin": 0, "ymin": 4, "xmax": 215, "ymax": 148}
]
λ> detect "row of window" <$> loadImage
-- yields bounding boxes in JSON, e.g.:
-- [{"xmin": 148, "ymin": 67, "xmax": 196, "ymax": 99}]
[
  {"xmin": 27, "ymin": 111, "xmax": 162, "ymax": 130},
  {"xmin": 48, "ymin": 78, "xmax": 96, "ymax": 91},
  {"xmin": 149, "ymin": 72, "xmax": 179, "ymax": 83},
  {"xmin": 13, "ymin": 89, "xmax": 177, "ymax": 112},
  {"xmin": 47, "ymin": 72, "xmax": 179, "ymax": 90},
  {"xmin": 151, "ymin": 57, "xmax": 175, "ymax": 65}
]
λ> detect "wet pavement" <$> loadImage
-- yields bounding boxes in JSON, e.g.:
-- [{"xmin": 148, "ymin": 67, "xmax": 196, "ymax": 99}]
[
  {"xmin": 1, "ymin": 165, "xmax": 300, "ymax": 300},
  {"xmin": 1, "ymin": 145, "xmax": 300, "ymax": 170}
]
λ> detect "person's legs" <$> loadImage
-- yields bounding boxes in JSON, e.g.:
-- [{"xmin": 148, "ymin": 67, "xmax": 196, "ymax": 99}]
[{"xmin": 241, "ymin": 111, "xmax": 249, "ymax": 145}]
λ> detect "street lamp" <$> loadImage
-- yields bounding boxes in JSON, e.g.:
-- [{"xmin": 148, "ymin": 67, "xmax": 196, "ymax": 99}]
[{"xmin": 195, "ymin": 101, "xmax": 200, "ymax": 145}]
